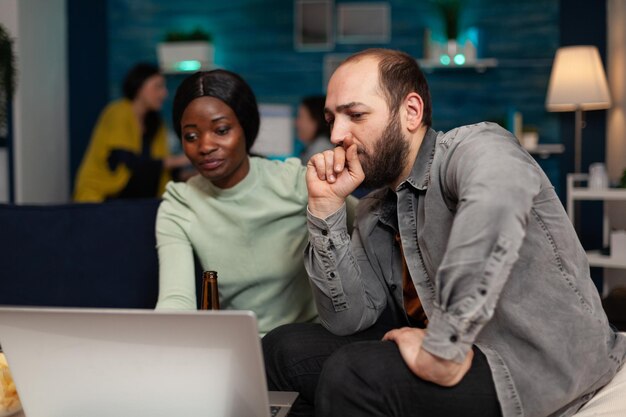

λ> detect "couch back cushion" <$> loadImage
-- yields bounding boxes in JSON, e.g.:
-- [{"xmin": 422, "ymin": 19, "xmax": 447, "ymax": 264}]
[{"xmin": 0, "ymin": 200, "xmax": 160, "ymax": 308}]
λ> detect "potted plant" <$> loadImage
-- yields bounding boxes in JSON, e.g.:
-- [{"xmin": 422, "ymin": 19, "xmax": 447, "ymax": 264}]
[
  {"xmin": 157, "ymin": 27, "xmax": 214, "ymax": 74},
  {"xmin": 0, "ymin": 23, "xmax": 16, "ymax": 145}
]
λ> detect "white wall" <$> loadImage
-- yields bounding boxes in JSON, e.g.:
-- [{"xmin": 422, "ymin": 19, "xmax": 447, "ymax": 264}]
[
  {"xmin": 0, "ymin": 148, "xmax": 7, "ymax": 202},
  {"xmin": 0, "ymin": 0, "xmax": 18, "ymax": 203},
  {"xmin": 605, "ymin": 0, "xmax": 626, "ymax": 291},
  {"xmin": 2, "ymin": 0, "xmax": 69, "ymax": 203}
]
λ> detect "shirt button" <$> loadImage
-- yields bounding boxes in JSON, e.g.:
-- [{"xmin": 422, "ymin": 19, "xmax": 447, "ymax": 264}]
[
  {"xmin": 321, "ymin": 230, "xmax": 328, "ymax": 236},
  {"xmin": 450, "ymin": 335, "xmax": 458, "ymax": 343},
  {"xmin": 479, "ymin": 289, "xmax": 487, "ymax": 296},
  {"xmin": 329, "ymin": 272, "xmax": 336, "ymax": 278},
  {"xmin": 390, "ymin": 284, "xmax": 397, "ymax": 291}
]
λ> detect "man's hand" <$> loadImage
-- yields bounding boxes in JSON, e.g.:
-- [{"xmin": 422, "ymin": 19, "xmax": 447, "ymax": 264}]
[
  {"xmin": 306, "ymin": 138, "xmax": 365, "ymax": 218},
  {"xmin": 383, "ymin": 327, "xmax": 474, "ymax": 387}
]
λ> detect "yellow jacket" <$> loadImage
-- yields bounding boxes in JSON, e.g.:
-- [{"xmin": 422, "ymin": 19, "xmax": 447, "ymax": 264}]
[{"xmin": 73, "ymin": 99, "xmax": 170, "ymax": 202}]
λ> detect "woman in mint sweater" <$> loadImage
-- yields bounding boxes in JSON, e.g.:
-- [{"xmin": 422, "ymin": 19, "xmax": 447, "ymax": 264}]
[{"xmin": 156, "ymin": 70, "xmax": 326, "ymax": 334}]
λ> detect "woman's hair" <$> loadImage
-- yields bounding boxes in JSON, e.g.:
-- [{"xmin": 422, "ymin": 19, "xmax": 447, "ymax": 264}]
[
  {"xmin": 301, "ymin": 95, "xmax": 330, "ymax": 139},
  {"xmin": 122, "ymin": 63, "xmax": 163, "ymax": 142},
  {"xmin": 122, "ymin": 63, "xmax": 161, "ymax": 101},
  {"xmin": 172, "ymin": 70, "xmax": 260, "ymax": 151}
]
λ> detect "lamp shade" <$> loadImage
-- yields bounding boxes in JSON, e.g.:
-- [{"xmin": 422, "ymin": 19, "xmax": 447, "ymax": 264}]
[{"xmin": 546, "ymin": 46, "xmax": 611, "ymax": 112}]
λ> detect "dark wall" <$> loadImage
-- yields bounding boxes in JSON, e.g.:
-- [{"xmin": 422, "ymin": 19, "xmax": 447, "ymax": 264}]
[
  {"xmin": 103, "ymin": 0, "xmax": 563, "ymax": 187},
  {"xmin": 106, "ymin": 0, "xmax": 559, "ymax": 129},
  {"xmin": 559, "ymin": 0, "xmax": 607, "ymax": 287},
  {"xmin": 66, "ymin": 0, "xmax": 609, "ymax": 203},
  {"xmin": 559, "ymin": 0, "xmax": 607, "ymax": 181},
  {"xmin": 67, "ymin": 0, "xmax": 109, "ymax": 193}
]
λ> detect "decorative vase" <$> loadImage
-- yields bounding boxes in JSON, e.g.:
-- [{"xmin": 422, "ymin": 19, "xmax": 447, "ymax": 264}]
[{"xmin": 446, "ymin": 39, "xmax": 458, "ymax": 57}]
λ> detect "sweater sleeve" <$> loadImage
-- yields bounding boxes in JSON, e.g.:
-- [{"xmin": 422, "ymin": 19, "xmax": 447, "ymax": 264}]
[{"xmin": 155, "ymin": 182, "xmax": 197, "ymax": 310}]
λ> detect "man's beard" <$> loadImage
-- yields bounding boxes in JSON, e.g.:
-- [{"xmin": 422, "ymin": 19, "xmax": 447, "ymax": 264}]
[{"xmin": 358, "ymin": 114, "xmax": 410, "ymax": 190}]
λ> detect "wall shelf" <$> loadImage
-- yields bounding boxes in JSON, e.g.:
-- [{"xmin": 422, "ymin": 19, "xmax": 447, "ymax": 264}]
[
  {"xmin": 417, "ymin": 58, "xmax": 498, "ymax": 73},
  {"xmin": 527, "ymin": 144, "xmax": 565, "ymax": 159},
  {"xmin": 586, "ymin": 250, "xmax": 626, "ymax": 269},
  {"xmin": 161, "ymin": 65, "xmax": 215, "ymax": 75},
  {"xmin": 566, "ymin": 173, "xmax": 626, "ymax": 270},
  {"xmin": 568, "ymin": 187, "xmax": 626, "ymax": 201}
]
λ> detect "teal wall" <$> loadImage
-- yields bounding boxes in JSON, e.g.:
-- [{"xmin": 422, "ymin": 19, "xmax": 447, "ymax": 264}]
[
  {"xmin": 104, "ymin": 0, "xmax": 563, "ymax": 185},
  {"xmin": 68, "ymin": 0, "xmax": 109, "ymax": 187},
  {"xmin": 108, "ymin": 0, "xmax": 559, "ymax": 129}
]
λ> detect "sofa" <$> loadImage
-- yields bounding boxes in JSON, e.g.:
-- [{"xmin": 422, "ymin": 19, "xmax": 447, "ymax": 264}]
[{"xmin": 0, "ymin": 200, "xmax": 164, "ymax": 308}]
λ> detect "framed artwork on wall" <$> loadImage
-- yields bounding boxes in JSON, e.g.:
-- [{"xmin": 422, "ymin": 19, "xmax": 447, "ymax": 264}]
[
  {"xmin": 294, "ymin": 0, "xmax": 334, "ymax": 51},
  {"xmin": 323, "ymin": 53, "xmax": 350, "ymax": 89},
  {"xmin": 251, "ymin": 104, "xmax": 294, "ymax": 157},
  {"xmin": 337, "ymin": 2, "xmax": 390, "ymax": 44}
]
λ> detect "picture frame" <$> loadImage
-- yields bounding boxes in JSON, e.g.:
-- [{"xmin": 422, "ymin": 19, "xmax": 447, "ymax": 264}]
[
  {"xmin": 294, "ymin": 0, "xmax": 334, "ymax": 51},
  {"xmin": 337, "ymin": 2, "xmax": 390, "ymax": 44},
  {"xmin": 323, "ymin": 53, "xmax": 350, "ymax": 89},
  {"xmin": 250, "ymin": 104, "xmax": 294, "ymax": 157}
]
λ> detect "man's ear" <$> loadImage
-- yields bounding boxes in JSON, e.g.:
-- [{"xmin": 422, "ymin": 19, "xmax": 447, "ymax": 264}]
[{"xmin": 404, "ymin": 92, "xmax": 424, "ymax": 132}]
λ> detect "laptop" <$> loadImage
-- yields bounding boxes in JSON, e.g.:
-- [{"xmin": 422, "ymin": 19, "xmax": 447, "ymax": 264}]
[{"xmin": 0, "ymin": 307, "xmax": 297, "ymax": 417}]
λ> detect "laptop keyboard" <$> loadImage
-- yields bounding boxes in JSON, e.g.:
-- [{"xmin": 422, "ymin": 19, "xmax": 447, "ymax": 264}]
[{"xmin": 270, "ymin": 406, "xmax": 282, "ymax": 417}]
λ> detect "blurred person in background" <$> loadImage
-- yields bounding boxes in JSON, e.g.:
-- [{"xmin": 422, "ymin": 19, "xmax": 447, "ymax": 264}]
[
  {"xmin": 297, "ymin": 95, "xmax": 333, "ymax": 163},
  {"xmin": 74, "ymin": 63, "xmax": 188, "ymax": 202}
]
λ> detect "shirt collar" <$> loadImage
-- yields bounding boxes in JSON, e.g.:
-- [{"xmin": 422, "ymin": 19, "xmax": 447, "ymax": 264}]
[
  {"xmin": 378, "ymin": 189, "xmax": 397, "ymax": 230},
  {"xmin": 365, "ymin": 128, "xmax": 438, "ymax": 234},
  {"xmin": 399, "ymin": 127, "xmax": 437, "ymax": 192}
]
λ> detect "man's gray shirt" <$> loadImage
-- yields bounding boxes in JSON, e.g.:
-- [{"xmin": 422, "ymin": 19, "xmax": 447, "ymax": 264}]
[{"xmin": 305, "ymin": 122, "xmax": 626, "ymax": 417}]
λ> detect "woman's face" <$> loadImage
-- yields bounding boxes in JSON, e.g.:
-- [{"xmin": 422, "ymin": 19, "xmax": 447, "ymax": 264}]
[
  {"xmin": 180, "ymin": 96, "xmax": 249, "ymax": 189},
  {"xmin": 295, "ymin": 104, "xmax": 318, "ymax": 143},
  {"xmin": 136, "ymin": 74, "xmax": 167, "ymax": 111}
]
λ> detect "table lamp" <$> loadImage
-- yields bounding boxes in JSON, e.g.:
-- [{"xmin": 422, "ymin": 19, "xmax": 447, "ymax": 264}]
[{"xmin": 545, "ymin": 45, "xmax": 611, "ymax": 173}]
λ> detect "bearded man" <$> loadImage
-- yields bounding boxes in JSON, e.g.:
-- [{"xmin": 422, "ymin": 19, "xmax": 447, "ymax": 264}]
[{"xmin": 263, "ymin": 48, "xmax": 626, "ymax": 417}]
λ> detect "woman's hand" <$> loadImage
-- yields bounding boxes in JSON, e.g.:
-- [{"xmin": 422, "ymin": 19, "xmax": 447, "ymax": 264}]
[{"xmin": 383, "ymin": 327, "xmax": 474, "ymax": 387}]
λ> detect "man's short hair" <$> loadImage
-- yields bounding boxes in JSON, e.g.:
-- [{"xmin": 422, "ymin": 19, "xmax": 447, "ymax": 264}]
[{"xmin": 343, "ymin": 49, "xmax": 432, "ymax": 127}]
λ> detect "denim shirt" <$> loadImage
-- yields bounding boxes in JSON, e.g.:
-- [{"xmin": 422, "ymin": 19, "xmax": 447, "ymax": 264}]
[{"xmin": 305, "ymin": 122, "xmax": 626, "ymax": 417}]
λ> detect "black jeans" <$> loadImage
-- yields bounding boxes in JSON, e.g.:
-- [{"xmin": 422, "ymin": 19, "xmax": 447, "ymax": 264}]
[{"xmin": 263, "ymin": 322, "xmax": 502, "ymax": 417}]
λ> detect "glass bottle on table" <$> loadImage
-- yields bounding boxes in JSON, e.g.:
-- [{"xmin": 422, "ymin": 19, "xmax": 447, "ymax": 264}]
[{"xmin": 201, "ymin": 270, "xmax": 220, "ymax": 310}]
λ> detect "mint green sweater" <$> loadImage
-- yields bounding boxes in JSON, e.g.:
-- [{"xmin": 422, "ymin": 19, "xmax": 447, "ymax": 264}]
[{"xmin": 156, "ymin": 157, "xmax": 318, "ymax": 334}]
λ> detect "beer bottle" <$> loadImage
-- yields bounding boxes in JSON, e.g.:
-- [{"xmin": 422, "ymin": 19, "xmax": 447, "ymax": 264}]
[{"xmin": 201, "ymin": 270, "xmax": 220, "ymax": 310}]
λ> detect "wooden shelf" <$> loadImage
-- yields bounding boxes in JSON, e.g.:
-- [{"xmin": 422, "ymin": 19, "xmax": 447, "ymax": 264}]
[
  {"xmin": 586, "ymin": 250, "xmax": 626, "ymax": 269},
  {"xmin": 569, "ymin": 187, "xmax": 626, "ymax": 201},
  {"xmin": 567, "ymin": 173, "xmax": 626, "ymax": 272}
]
